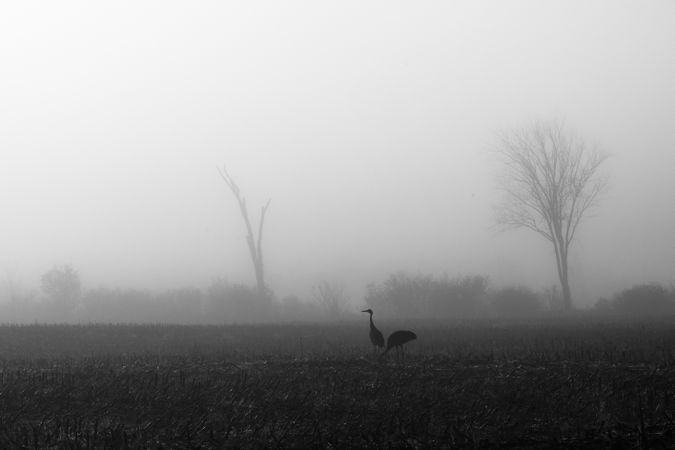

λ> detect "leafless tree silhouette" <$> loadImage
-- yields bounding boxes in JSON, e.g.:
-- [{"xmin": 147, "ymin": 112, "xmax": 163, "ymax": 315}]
[
  {"xmin": 313, "ymin": 281, "xmax": 348, "ymax": 318},
  {"xmin": 495, "ymin": 120, "xmax": 608, "ymax": 310},
  {"xmin": 219, "ymin": 166, "xmax": 271, "ymax": 296}
]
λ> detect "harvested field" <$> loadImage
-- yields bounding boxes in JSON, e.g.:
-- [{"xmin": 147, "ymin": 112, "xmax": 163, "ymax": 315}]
[{"xmin": 1, "ymin": 319, "xmax": 674, "ymax": 447}]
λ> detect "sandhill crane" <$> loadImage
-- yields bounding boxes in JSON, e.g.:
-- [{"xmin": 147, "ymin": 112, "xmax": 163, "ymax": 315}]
[
  {"xmin": 361, "ymin": 308, "xmax": 385, "ymax": 351},
  {"xmin": 380, "ymin": 330, "xmax": 416, "ymax": 361}
]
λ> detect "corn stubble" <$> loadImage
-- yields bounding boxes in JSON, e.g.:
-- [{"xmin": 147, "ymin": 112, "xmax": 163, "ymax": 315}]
[{"xmin": 0, "ymin": 321, "xmax": 674, "ymax": 447}]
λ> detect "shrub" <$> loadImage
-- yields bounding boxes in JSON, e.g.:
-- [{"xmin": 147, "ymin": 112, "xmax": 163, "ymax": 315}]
[
  {"xmin": 40, "ymin": 264, "xmax": 82, "ymax": 321},
  {"xmin": 365, "ymin": 272, "xmax": 489, "ymax": 318},
  {"xmin": 207, "ymin": 279, "xmax": 275, "ymax": 323},
  {"xmin": 312, "ymin": 281, "xmax": 349, "ymax": 318},
  {"xmin": 82, "ymin": 287, "xmax": 157, "ymax": 323},
  {"xmin": 428, "ymin": 275, "xmax": 490, "ymax": 317},
  {"xmin": 156, "ymin": 287, "xmax": 205, "ymax": 323},
  {"xmin": 611, "ymin": 283, "xmax": 674, "ymax": 315},
  {"xmin": 41, "ymin": 265, "xmax": 81, "ymax": 303},
  {"xmin": 490, "ymin": 285, "xmax": 541, "ymax": 317},
  {"xmin": 365, "ymin": 272, "xmax": 430, "ymax": 318},
  {"xmin": 593, "ymin": 298, "xmax": 612, "ymax": 312}
]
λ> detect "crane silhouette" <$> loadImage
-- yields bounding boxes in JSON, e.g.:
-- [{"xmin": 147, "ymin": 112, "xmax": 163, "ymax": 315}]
[
  {"xmin": 380, "ymin": 330, "xmax": 417, "ymax": 361},
  {"xmin": 361, "ymin": 308, "xmax": 385, "ymax": 351}
]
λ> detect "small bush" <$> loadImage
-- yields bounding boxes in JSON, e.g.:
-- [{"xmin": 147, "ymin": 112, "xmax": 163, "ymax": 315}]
[
  {"xmin": 365, "ymin": 272, "xmax": 489, "ymax": 318},
  {"xmin": 428, "ymin": 275, "xmax": 490, "ymax": 317},
  {"xmin": 490, "ymin": 285, "xmax": 541, "ymax": 317},
  {"xmin": 611, "ymin": 283, "xmax": 674, "ymax": 315},
  {"xmin": 41, "ymin": 264, "xmax": 82, "ymax": 321},
  {"xmin": 207, "ymin": 279, "xmax": 275, "ymax": 323}
]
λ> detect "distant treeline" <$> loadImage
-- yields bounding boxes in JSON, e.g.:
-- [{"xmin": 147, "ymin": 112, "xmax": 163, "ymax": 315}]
[
  {"xmin": 1, "ymin": 265, "xmax": 673, "ymax": 324},
  {"xmin": 364, "ymin": 272, "xmax": 675, "ymax": 319}
]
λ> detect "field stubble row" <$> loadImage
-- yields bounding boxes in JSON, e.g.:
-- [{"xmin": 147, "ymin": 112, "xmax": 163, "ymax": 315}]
[{"xmin": 0, "ymin": 319, "xmax": 674, "ymax": 447}]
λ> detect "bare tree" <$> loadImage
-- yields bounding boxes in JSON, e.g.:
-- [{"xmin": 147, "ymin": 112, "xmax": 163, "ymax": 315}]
[
  {"xmin": 494, "ymin": 120, "xmax": 608, "ymax": 310},
  {"xmin": 218, "ymin": 166, "xmax": 271, "ymax": 295},
  {"xmin": 312, "ymin": 281, "xmax": 349, "ymax": 318},
  {"xmin": 41, "ymin": 264, "xmax": 82, "ymax": 321}
]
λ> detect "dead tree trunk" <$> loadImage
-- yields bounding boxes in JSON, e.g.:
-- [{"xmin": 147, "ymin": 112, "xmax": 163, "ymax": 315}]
[{"xmin": 218, "ymin": 167, "xmax": 271, "ymax": 296}]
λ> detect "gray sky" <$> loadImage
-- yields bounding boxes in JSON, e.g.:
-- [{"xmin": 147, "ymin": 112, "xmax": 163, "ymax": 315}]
[{"xmin": 1, "ymin": 1, "xmax": 673, "ymax": 306}]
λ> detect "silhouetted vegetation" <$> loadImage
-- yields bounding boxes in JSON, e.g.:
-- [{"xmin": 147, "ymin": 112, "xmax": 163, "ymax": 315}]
[
  {"xmin": 365, "ymin": 272, "xmax": 490, "ymax": 319},
  {"xmin": 490, "ymin": 285, "xmax": 541, "ymax": 317},
  {"xmin": 494, "ymin": 120, "xmax": 608, "ymax": 310},
  {"xmin": 219, "ymin": 166, "xmax": 271, "ymax": 296},
  {"xmin": 82, "ymin": 287, "xmax": 156, "ymax": 323},
  {"xmin": 312, "ymin": 281, "xmax": 349, "ymax": 319},
  {"xmin": 207, "ymin": 279, "xmax": 275, "ymax": 323},
  {"xmin": 0, "ymin": 269, "xmax": 356, "ymax": 324},
  {"xmin": 429, "ymin": 275, "xmax": 490, "ymax": 318},
  {"xmin": 40, "ymin": 264, "xmax": 82, "ymax": 321},
  {"xmin": 609, "ymin": 283, "xmax": 675, "ymax": 315},
  {"xmin": 1, "ymin": 266, "xmax": 674, "ymax": 323}
]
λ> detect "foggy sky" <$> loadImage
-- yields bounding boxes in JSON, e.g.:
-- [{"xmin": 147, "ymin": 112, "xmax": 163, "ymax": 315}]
[{"xmin": 1, "ymin": 1, "xmax": 673, "ymax": 306}]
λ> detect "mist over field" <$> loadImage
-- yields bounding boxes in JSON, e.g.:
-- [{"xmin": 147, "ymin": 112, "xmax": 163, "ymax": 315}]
[
  {"xmin": 1, "ymin": 2, "xmax": 674, "ymax": 322},
  {"xmin": 3, "ymin": 5, "xmax": 675, "ymax": 446}
]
